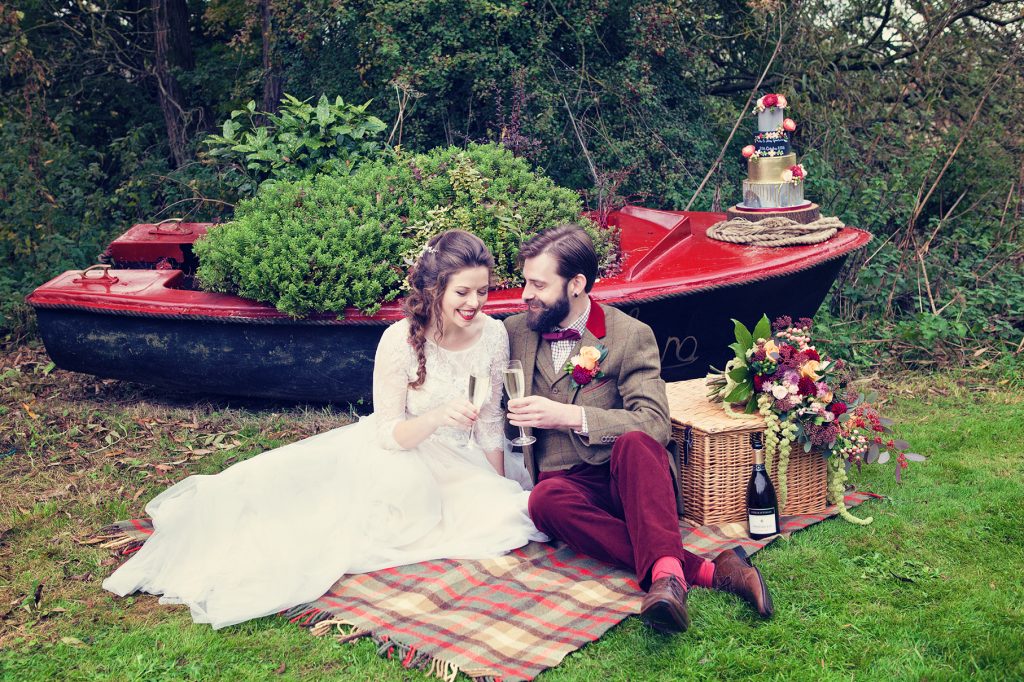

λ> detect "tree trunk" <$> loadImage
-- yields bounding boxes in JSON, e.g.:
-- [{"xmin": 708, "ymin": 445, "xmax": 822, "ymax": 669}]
[
  {"xmin": 152, "ymin": 0, "xmax": 190, "ymax": 167},
  {"xmin": 260, "ymin": 0, "xmax": 283, "ymax": 116},
  {"xmin": 166, "ymin": 0, "xmax": 194, "ymax": 70}
]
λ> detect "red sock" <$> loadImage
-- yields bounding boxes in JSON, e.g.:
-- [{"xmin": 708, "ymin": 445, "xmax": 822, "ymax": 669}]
[
  {"xmin": 651, "ymin": 556, "xmax": 686, "ymax": 587},
  {"xmin": 696, "ymin": 559, "xmax": 716, "ymax": 588}
]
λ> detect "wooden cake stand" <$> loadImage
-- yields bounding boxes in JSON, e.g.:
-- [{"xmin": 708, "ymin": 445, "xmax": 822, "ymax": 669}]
[{"xmin": 726, "ymin": 203, "xmax": 821, "ymax": 224}]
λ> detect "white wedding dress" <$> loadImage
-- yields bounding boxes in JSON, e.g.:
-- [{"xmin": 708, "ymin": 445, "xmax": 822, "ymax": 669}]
[{"xmin": 103, "ymin": 315, "xmax": 545, "ymax": 629}]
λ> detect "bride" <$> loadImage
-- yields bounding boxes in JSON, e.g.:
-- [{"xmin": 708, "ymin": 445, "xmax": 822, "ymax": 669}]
[{"xmin": 103, "ymin": 229, "xmax": 546, "ymax": 629}]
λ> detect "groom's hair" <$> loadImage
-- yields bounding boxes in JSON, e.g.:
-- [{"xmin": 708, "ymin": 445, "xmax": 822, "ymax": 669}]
[{"xmin": 518, "ymin": 224, "xmax": 598, "ymax": 293}]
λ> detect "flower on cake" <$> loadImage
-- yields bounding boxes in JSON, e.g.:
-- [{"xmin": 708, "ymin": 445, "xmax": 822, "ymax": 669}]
[
  {"xmin": 742, "ymin": 145, "xmax": 758, "ymax": 159},
  {"xmin": 781, "ymin": 164, "xmax": 807, "ymax": 183},
  {"xmin": 754, "ymin": 93, "xmax": 788, "ymax": 112},
  {"xmin": 783, "ymin": 118, "xmax": 797, "ymax": 132}
]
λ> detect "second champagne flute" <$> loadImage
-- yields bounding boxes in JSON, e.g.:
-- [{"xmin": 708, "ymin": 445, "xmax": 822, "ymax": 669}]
[
  {"xmin": 465, "ymin": 372, "xmax": 491, "ymax": 445},
  {"xmin": 503, "ymin": 360, "xmax": 536, "ymax": 447}
]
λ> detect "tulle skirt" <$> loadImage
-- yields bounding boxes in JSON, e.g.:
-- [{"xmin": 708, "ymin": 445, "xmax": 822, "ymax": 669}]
[{"xmin": 103, "ymin": 416, "xmax": 544, "ymax": 629}]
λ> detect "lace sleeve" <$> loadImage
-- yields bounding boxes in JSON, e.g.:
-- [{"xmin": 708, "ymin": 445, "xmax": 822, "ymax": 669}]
[
  {"xmin": 474, "ymin": 319, "xmax": 509, "ymax": 452},
  {"xmin": 372, "ymin": 321, "xmax": 413, "ymax": 450}
]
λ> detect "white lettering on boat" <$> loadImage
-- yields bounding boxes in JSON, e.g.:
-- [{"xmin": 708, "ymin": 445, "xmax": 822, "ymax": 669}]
[{"xmin": 660, "ymin": 336, "xmax": 698, "ymax": 370}]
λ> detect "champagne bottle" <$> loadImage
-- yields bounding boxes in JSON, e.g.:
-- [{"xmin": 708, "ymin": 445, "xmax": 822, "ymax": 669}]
[{"xmin": 746, "ymin": 432, "xmax": 780, "ymax": 539}]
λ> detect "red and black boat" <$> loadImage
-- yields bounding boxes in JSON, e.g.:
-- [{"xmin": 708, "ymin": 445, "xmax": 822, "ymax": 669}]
[{"xmin": 26, "ymin": 207, "xmax": 871, "ymax": 403}]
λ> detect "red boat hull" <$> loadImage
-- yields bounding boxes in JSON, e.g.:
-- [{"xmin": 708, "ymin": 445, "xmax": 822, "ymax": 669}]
[{"xmin": 27, "ymin": 209, "xmax": 871, "ymax": 403}]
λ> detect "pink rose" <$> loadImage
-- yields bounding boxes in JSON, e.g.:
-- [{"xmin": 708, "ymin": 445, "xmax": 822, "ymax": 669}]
[
  {"xmin": 762, "ymin": 94, "xmax": 778, "ymax": 108},
  {"xmin": 783, "ymin": 118, "xmax": 796, "ymax": 132},
  {"xmin": 776, "ymin": 94, "xmax": 788, "ymax": 108},
  {"xmin": 742, "ymin": 145, "xmax": 756, "ymax": 159}
]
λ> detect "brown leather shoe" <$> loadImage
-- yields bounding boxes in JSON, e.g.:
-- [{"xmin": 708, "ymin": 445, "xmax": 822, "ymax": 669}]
[
  {"xmin": 712, "ymin": 548, "xmax": 774, "ymax": 618},
  {"xmin": 639, "ymin": 575, "xmax": 690, "ymax": 634}
]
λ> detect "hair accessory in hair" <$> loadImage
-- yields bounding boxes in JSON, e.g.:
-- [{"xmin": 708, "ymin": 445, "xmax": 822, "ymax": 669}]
[{"xmin": 420, "ymin": 244, "xmax": 438, "ymax": 257}]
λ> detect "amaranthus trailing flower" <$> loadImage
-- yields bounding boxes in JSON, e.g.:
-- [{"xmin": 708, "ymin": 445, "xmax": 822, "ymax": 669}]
[{"xmin": 706, "ymin": 314, "xmax": 924, "ymax": 524}]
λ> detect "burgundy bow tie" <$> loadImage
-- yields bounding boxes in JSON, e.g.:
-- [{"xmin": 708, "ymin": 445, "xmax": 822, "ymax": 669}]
[{"xmin": 542, "ymin": 328, "xmax": 582, "ymax": 342}]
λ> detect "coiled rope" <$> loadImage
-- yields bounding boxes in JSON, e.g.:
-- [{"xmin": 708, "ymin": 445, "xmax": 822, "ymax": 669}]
[{"xmin": 707, "ymin": 216, "xmax": 845, "ymax": 246}]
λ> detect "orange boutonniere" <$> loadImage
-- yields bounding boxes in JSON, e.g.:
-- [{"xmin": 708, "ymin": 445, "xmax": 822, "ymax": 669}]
[{"xmin": 563, "ymin": 344, "xmax": 608, "ymax": 389}]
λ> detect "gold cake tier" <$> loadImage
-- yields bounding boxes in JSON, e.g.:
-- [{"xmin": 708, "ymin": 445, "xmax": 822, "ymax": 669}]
[{"xmin": 747, "ymin": 153, "xmax": 797, "ymax": 182}]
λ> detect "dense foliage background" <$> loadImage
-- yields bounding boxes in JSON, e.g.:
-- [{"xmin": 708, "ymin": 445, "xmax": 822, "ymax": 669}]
[{"xmin": 2, "ymin": 0, "xmax": 1022, "ymax": 376}]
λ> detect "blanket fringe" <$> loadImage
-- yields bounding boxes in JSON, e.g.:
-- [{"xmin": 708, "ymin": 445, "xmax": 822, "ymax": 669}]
[
  {"xmin": 80, "ymin": 530, "xmax": 146, "ymax": 556},
  {"xmin": 297, "ymin": 618, "xmax": 465, "ymax": 682},
  {"xmin": 371, "ymin": 634, "xmax": 460, "ymax": 682}
]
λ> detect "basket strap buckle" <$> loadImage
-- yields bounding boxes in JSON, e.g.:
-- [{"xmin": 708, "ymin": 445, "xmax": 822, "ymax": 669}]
[{"xmin": 682, "ymin": 425, "xmax": 693, "ymax": 465}]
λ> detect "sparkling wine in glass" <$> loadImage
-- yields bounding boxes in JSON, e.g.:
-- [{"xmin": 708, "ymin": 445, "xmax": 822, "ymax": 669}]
[
  {"xmin": 465, "ymin": 373, "xmax": 491, "ymax": 445},
  {"xmin": 503, "ymin": 360, "xmax": 536, "ymax": 447}
]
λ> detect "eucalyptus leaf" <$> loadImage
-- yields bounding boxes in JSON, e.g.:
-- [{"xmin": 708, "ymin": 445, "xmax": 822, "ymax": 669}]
[
  {"xmin": 905, "ymin": 452, "xmax": 927, "ymax": 462},
  {"xmin": 877, "ymin": 451, "xmax": 890, "ymax": 464}
]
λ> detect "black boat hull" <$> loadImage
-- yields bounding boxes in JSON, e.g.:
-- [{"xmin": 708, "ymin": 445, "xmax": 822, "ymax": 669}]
[{"xmin": 34, "ymin": 254, "xmax": 848, "ymax": 404}]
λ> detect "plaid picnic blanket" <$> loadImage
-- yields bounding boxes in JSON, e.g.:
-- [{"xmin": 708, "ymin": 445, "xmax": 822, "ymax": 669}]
[{"xmin": 96, "ymin": 491, "xmax": 879, "ymax": 681}]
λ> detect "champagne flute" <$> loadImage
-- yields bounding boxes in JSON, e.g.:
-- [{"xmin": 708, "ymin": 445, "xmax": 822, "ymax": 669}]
[
  {"xmin": 503, "ymin": 360, "xmax": 536, "ymax": 447},
  {"xmin": 466, "ymin": 372, "xmax": 491, "ymax": 445}
]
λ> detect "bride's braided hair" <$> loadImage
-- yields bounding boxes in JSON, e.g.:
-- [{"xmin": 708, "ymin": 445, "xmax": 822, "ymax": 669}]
[{"xmin": 403, "ymin": 230, "xmax": 494, "ymax": 390}]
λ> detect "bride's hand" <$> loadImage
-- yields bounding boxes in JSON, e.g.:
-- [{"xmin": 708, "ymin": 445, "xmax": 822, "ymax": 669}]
[{"xmin": 431, "ymin": 398, "xmax": 478, "ymax": 431}]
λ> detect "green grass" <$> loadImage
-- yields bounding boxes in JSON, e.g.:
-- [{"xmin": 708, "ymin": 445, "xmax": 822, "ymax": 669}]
[{"xmin": 1, "ymin": 345, "xmax": 1022, "ymax": 681}]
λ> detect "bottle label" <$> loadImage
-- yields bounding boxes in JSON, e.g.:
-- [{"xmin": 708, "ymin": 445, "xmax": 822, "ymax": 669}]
[{"xmin": 748, "ymin": 508, "xmax": 778, "ymax": 535}]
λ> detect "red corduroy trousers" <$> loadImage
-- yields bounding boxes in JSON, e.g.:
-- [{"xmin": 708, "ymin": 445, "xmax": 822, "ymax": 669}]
[{"xmin": 528, "ymin": 431, "xmax": 710, "ymax": 590}]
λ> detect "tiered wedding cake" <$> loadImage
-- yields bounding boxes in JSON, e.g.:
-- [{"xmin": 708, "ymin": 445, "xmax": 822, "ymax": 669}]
[{"xmin": 727, "ymin": 93, "xmax": 820, "ymax": 223}]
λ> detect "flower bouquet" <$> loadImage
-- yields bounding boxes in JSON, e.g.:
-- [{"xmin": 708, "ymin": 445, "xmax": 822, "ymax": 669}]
[{"xmin": 706, "ymin": 315, "xmax": 924, "ymax": 525}]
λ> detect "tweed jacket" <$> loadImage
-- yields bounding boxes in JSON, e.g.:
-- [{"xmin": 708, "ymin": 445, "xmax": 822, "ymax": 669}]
[{"xmin": 504, "ymin": 302, "xmax": 672, "ymax": 483}]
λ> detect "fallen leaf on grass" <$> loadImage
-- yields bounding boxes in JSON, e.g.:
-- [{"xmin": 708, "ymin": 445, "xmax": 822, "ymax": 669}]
[
  {"xmin": 275, "ymin": 663, "xmax": 286, "ymax": 674},
  {"xmin": 60, "ymin": 636, "xmax": 87, "ymax": 647},
  {"xmin": 176, "ymin": 447, "xmax": 213, "ymax": 456},
  {"xmin": 132, "ymin": 487, "xmax": 146, "ymax": 502}
]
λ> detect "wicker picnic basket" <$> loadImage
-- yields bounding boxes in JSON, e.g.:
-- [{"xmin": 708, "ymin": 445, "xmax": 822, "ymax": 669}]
[{"xmin": 666, "ymin": 379, "xmax": 827, "ymax": 525}]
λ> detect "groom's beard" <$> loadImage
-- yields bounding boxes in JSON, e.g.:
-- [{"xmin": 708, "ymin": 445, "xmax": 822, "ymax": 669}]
[{"xmin": 525, "ymin": 287, "xmax": 571, "ymax": 332}]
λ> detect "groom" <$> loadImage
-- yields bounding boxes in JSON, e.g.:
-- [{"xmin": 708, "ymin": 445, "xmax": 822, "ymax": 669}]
[{"xmin": 504, "ymin": 224, "xmax": 773, "ymax": 633}]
